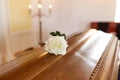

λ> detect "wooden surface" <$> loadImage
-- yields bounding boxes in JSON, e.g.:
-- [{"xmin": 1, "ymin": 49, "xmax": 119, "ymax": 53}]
[{"xmin": 0, "ymin": 29, "xmax": 119, "ymax": 80}]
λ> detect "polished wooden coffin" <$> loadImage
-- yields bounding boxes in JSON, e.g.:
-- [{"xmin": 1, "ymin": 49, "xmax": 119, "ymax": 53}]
[{"xmin": 0, "ymin": 29, "xmax": 119, "ymax": 80}]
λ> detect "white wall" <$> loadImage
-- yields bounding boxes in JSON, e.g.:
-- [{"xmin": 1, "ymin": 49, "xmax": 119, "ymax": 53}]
[
  {"xmin": 7, "ymin": 0, "xmax": 37, "ymax": 54},
  {"xmin": 40, "ymin": 0, "xmax": 116, "ymax": 41},
  {"xmin": 115, "ymin": 0, "xmax": 120, "ymax": 22},
  {"xmin": 9, "ymin": 30, "xmax": 36, "ymax": 54}
]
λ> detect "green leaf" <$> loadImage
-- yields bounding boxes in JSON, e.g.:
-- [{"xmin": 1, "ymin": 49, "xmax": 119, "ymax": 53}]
[
  {"xmin": 50, "ymin": 31, "xmax": 66, "ymax": 39},
  {"xmin": 61, "ymin": 33, "xmax": 66, "ymax": 39},
  {"xmin": 50, "ymin": 32, "xmax": 56, "ymax": 36},
  {"xmin": 56, "ymin": 31, "xmax": 61, "ymax": 36}
]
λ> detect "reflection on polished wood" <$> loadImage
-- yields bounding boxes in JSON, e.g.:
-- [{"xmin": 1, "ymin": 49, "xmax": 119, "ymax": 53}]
[{"xmin": 0, "ymin": 29, "xmax": 119, "ymax": 80}]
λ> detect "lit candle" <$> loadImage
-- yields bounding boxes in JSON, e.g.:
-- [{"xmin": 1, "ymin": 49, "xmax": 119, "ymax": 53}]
[
  {"xmin": 38, "ymin": 4, "xmax": 43, "ymax": 10},
  {"xmin": 49, "ymin": 4, "xmax": 52, "ymax": 15},
  {"xmin": 28, "ymin": 4, "xmax": 32, "ymax": 10},
  {"xmin": 49, "ymin": 4, "xmax": 53, "ymax": 10},
  {"xmin": 28, "ymin": 4, "xmax": 32, "ymax": 13}
]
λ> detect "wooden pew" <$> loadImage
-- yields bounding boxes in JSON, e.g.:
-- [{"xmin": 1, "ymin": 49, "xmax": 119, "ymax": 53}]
[
  {"xmin": 91, "ymin": 22, "xmax": 120, "ymax": 39},
  {"xmin": 0, "ymin": 29, "xmax": 119, "ymax": 80}
]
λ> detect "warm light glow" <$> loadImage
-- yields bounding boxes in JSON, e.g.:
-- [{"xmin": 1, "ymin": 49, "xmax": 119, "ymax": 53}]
[
  {"xmin": 49, "ymin": 4, "xmax": 53, "ymax": 9},
  {"xmin": 28, "ymin": 3, "xmax": 52, "ymax": 17},
  {"xmin": 114, "ymin": 0, "xmax": 120, "ymax": 22},
  {"xmin": 28, "ymin": 4, "xmax": 31, "ymax": 10},
  {"xmin": 38, "ymin": 4, "xmax": 43, "ymax": 9}
]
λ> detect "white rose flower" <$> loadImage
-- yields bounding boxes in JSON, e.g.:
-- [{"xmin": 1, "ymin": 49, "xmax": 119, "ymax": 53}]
[{"xmin": 44, "ymin": 36, "xmax": 68, "ymax": 55}]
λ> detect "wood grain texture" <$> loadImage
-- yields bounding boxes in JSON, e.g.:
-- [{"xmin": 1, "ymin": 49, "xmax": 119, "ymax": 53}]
[{"xmin": 0, "ymin": 29, "xmax": 119, "ymax": 80}]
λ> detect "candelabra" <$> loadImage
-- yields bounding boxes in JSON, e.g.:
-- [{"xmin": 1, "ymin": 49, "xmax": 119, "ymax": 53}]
[{"xmin": 28, "ymin": 1, "xmax": 52, "ymax": 46}]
